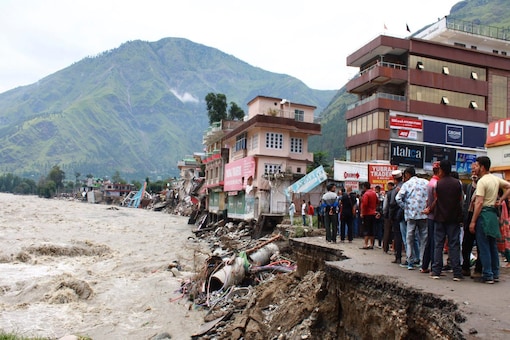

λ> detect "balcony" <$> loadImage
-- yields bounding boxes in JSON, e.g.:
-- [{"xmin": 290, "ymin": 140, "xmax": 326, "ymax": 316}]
[
  {"xmin": 346, "ymin": 93, "xmax": 406, "ymax": 119},
  {"xmin": 347, "ymin": 62, "xmax": 408, "ymax": 94}
]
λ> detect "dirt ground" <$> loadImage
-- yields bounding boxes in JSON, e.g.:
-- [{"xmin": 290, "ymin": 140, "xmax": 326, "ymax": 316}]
[{"xmin": 0, "ymin": 193, "xmax": 211, "ymax": 339}]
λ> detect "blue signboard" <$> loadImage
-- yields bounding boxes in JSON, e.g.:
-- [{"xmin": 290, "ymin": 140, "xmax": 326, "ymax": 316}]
[
  {"xmin": 456, "ymin": 153, "xmax": 477, "ymax": 174},
  {"xmin": 285, "ymin": 165, "xmax": 327, "ymax": 200},
  {"xmin": 423, "ymin": 120, "xmax": 485, "ymax": 149}
]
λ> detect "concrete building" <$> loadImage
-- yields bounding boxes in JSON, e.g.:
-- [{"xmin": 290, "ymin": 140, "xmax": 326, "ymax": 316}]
[
  {"xmin": 344, "ymin": 17, "xmax": 510, "ymax": 176},
  {"xmin": 204, "ymin": 96, "xmax": 321, "ymax": 221}
]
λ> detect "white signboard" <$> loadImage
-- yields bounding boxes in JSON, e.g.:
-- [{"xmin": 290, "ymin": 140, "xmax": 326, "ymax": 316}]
[{"xmin": 334, "ymin": 160, "xmax": 368, "ymax": 182}]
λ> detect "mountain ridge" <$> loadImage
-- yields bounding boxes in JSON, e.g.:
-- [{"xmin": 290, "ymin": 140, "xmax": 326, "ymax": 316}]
[{"xmin": 0, "ymin": 37, "xmax": 336, "ymax": 180}]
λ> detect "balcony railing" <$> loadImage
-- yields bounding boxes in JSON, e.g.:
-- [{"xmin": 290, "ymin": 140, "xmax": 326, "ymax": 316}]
[
  {"xmin": 347, "ymin": 93, "xmax": 406, "ymax": 110},
  {"xmin": 447, "ymin": 17, "xmax": 510, "ymax": 42},
  {"xmin": 356, "ymin": 61, "xmax": 407, "ymax": 78},
  {"xmin": 262, "ymin": 108, "xmax": 305, "ymax": 122}
]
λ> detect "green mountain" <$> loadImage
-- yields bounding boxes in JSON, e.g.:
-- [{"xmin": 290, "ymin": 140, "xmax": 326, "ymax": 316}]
[
  {"xmin": 0, "ymin": 38, "xmax": 335, "ymax": 181},
  {"xmin": 312, "ymin": 0, "xmax": 510, "ymax": 163}
]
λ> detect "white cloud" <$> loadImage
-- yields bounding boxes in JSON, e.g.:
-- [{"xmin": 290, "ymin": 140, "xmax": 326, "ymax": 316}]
[
  {"xmin": 0, "ymin": 0, "xmax": 459, "ymax": 93},
  {"xmin": 170, "ymin": 89, "xmax": 199, "ymax": 104}
]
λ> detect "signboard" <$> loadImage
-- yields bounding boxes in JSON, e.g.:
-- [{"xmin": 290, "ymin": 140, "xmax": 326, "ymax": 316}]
[
  {"xmin": 390, "ymin": 142, "xmax": 424, "ymax": 168},
  {"xmin": 423, "ymin": 120, "xmax": 485, "ymax": 149},
  {"xmin": 285, "ymin": 165, "xmax": 327, "ymax": 199},
  {"xmin": 368, "ymin": 164, "xmax": 397, "ymax": 187},
  {"xmin": 456, "ymin": 153, "xmax": 477, "ymax": 174},
  {"xmin": 334, "ymin": 160, "xmax": 368, "ymax": 182},
  {"xmin": 223, "ymin": 156, "xmax": 256, "ymax": 191},
  {"xmin": 390, "ymin": 116, "xmax": 423, "ymax": 131},
  {"xmin": 423, "ymin": 146, "xmax": 456, "ymax": 171},
  {"xmin": 486, "ymin": 118, "xmax": 510, "ymax": 146},
  {"xmin": 445, "ymin": 125, "xmax": 464, "ymax": 145},
  {"xmin": 344, "ymin": 180, "xmax": 360, "ymax": 192},
  {"xmin": 487, "ymin": 144, "xmax": 510, "ymax": 168}
]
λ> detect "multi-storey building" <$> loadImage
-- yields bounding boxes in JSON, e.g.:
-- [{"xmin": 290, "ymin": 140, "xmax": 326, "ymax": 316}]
[
  {"xmin": 344, "ymin": 17, "xmax": 510, "ymax": 175},
  {"xmin": 207, "ymin": 95, "xmax": 321, "ymax": 220}
]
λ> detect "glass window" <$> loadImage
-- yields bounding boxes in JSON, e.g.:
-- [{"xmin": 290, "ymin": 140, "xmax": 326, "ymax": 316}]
[
  {"xmin": 290, "ymin": 137, "xmax": 303, "ymax": 153},
  {"xmin": 294, "ymin": 109, "xmax": 304, "ymax": 121},
  {"xmin": 235, "ymin": 133, "xmax": 247, "ymax": 152},
  {"xmin": 265, "ymin": 132, "xmax": 283, "ymax": 149},
  {"xmin": 491, "ymin": 74, "xmax": 508, "ymax": 119},
  {"xmin": 264, "ymin": 164, "xmax": 282, "ymax": 174}
]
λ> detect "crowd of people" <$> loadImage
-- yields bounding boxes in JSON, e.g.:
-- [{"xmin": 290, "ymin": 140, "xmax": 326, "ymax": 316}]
[{"xmin": 298, "ymin": 156, "xmax": 510, "ymax": 284}]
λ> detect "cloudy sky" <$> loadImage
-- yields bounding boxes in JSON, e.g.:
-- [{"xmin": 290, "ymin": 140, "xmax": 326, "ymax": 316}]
[{"xmin": 0, "ymin": 0, "xmax": 459, "ymax": 93}]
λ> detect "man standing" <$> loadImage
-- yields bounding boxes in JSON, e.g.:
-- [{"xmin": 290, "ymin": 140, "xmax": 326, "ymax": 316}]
[
  {"xmin": 360, "ymin": 181, "xmax": 378, "ymax": 249},
  {"xmin": 374, "ymin": 185, "xmax": 384, "ymax": 248},
  {"xmin": 288, "ymin": 201, "xmax": 296, "ymax": 225},
  {"xmin": 396, "ymin": 166, "xmax": 429, "ymax": 270},
  {"xmin": 301, "ymin": 200, "xmax": 307, "ymax": 226},
  {"xmin": 462, "ymin": 168, "xmax": 482, "ymax": 278},
  {"xmin": 469, "ymin": 156, "xmax": 510, "ymax": 283},
  {"xmin": 307, "ymin": 201, "xmax": 314, "ymax": 228},
  {"xmin": 389, "ymin": 170, "xmax": 405, "ymax": 264},
  {"xmin": 340, "ymin": 186, "xmax": 356, "ymax": 242},
  {"xmin": 382, "ymin": 181, "xmax": 395, "ymax": 253},
  {"xmin": 429, "ymin": 160, "xmax": 464, "ymax": 280},
  {"xmin": 322, "ymin": 183, "xmax": 339, "ymax": 243},
  {"xmin": 421, "ymin": 161, "xmax": 440, "ymax": 273}
]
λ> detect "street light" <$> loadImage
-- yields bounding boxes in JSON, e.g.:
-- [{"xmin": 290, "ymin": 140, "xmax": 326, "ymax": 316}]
[{"xmin": 280, "ymin": 99, "xmax": 291, "ymax": 118}]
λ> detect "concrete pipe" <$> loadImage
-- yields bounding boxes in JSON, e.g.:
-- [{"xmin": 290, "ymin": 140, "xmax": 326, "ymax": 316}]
[
  {"xmin": 209, "ymin": 257, "xmax": 246, "ymax": 291},
  {"xmin": 249, "ymin": 243, "xmax": 279, "ymax": 266}
]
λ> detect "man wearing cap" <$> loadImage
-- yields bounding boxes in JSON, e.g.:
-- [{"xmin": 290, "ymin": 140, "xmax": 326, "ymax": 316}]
[
  {"xmin": 396, "ymin": 166, "xmax": 429, "ymax": 270},
  {"xmin": 388, "ymin": 170, "xmax": 405, "ymax": 264}
]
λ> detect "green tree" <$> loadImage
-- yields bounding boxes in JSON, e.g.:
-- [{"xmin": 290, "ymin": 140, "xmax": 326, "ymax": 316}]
[
  {"xmin": 307, "ymin": 151, "xmax": 332, "ymax": 176},
  {"xmin": 227, "ymin": 102, "xmax": 245, "ymax": 120},
  {"xmin": 37, "ymin": 178, "xmax": 57, "ymax": 198},
  {"xmin": 48, "ymin": 165, "xmax": 65, "ymax": 191},
  {"xmin": 112, "ymin": 170, "xmax": 125, "ymax": 184},
  {"xmin": 131, "ymin": 180, "xmax": 142, "ymax": 190},
  {"xmin": 205, "ymin": 93, "xmax": 227, "ymax": 124}
]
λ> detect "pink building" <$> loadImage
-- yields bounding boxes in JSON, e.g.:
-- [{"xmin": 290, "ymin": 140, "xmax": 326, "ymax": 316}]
[{"xmin": 204, "ymin": 95, "xmax": 321, "ymax": 221}]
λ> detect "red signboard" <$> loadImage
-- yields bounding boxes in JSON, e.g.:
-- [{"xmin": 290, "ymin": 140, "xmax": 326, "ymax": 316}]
[
  {"xmin": 390, "ymin": 117, "xmax": 423, "ymax": 131},
  {"xmin": 368, "ymin": 164, "xmax": 397, "ymax": 187},
  {"xmin": 486, "ymin": 118, "xmax": 510, "ymax": 146},
  {"xmin": 223, "ymin": 156, "xmax": 256, "ymax": 191}
]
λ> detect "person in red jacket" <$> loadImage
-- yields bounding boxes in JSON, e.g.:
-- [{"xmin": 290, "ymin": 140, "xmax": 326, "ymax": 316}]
[
  {"xmin": 360, "ymin": 181, "xmax": 378, "ymax": 249},
  {"xmin": 307, "ymin": 201, "xmax": 315, "ymax": 228}
]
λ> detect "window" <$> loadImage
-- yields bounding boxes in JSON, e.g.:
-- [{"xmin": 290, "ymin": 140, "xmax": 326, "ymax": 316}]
[
  {"xmin": 235, "ymin": 133, "xmax": 247, "ymax": 152},
  {"xmin": 290, "ymin": 137, "xmax": 303, "ymax": 153},
  {"xmin": 294, "ymin": 109, "xmax": 304, "ymax": 121},
  {"xmin": 250, "ymin": 134, "xmax": 258, "ymax": 150},
  {"xmin": 264, "ymin": 163, "xmax": 281, "ymax": 174},
  {"xmin": 265, "ymin": 132, "xmax": 283, "ymax": 149}
]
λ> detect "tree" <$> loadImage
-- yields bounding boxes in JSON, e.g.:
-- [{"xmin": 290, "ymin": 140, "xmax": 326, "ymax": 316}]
[
  {"xmin": 111, "ymin": 171, "xmax": 124, "ymax": 184},
  {"xmin": 228, "ymin": 102, "xmax": 245, "ymax": 120},
  {"xmin": 307, "ymin": 151, "xmax": 332, "ymax": 176},
  {"xmin": 48, "ymin": 165, "xmax": 65, "ymax": 191},
  {"xmin": 205, "ymin": 93, "xmax": 227, "ymax": 124}
]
